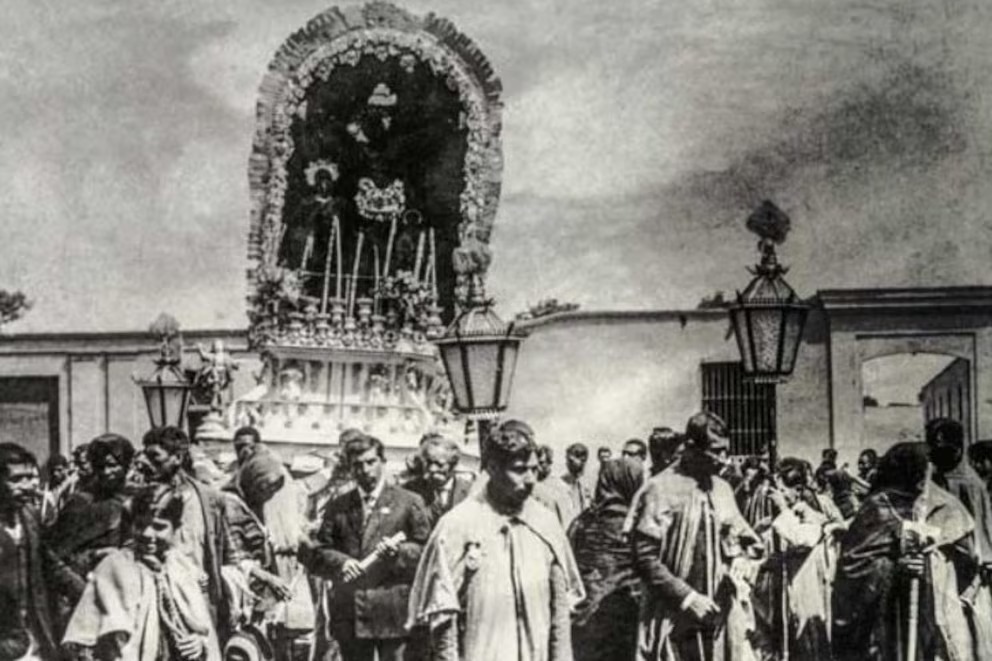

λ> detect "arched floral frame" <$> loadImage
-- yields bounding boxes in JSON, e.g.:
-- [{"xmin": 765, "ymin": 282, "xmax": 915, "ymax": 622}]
[{"xmin": 246, "ymin": 2, "xmax": 503, "ymax": 327}]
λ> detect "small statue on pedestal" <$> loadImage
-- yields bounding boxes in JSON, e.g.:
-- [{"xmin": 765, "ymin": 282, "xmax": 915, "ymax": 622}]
[{"xmin": 195, "ymin": 340, "xmax": 240, "ymax": 414}]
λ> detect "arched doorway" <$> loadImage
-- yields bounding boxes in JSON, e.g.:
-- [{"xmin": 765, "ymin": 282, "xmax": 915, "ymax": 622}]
[{"xmin": 860, "ymin": 353, "xmax": 969, "ymax": 458}]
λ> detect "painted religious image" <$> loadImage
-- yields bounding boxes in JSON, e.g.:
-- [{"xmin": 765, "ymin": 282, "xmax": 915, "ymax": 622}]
[
  {"xmin": 278, "ymin": 63, "xmax": 465, "ymax": 323},
  {"xmin": 247, "ymin": 7, "xmax": 505, "ymax": 358}
]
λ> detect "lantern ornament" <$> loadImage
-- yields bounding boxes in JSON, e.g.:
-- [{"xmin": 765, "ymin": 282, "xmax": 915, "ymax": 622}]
[
  {"xmin": 435, "ymin": 282, "xmax": 527, "ymax": 419},
  {"xmin": 134, "ymin": 314, "xmax": 193, "ymax": 430},
  {"xmin": 729, "ymin": 201, "xmax": 809, "ymax": 383}
]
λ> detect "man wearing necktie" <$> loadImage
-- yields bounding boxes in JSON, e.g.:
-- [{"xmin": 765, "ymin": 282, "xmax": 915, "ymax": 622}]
[
  {"xmin": 403, "ymin": 434, "xmax": 474, "ymax": 531},
  {"xmin": 302, "ymin": 433, "xmax": 430, "ymax": 661}
]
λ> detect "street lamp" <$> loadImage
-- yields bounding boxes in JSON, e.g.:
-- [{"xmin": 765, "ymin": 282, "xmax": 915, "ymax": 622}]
[
  {"xmin": 729, "ymin": 201, "xmax": 809, "ymax": 384},
  {"xmin": 435, "ymin": 282, "xmax": 527, "ymax": 456},
  {"xmin": 134, "ymin": 318, "xmax": 193, "ymax": 430}
]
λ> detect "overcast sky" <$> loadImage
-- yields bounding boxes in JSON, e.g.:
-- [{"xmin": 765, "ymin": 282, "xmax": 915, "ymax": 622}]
[{"xmin": 2, "ymin": 0, "xmax": 992, "ymax": 332}]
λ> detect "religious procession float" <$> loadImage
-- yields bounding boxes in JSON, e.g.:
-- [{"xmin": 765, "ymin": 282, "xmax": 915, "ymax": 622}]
[{"xmin": 193, "ymin": 2, "xmax": 512, "ymax": 466}]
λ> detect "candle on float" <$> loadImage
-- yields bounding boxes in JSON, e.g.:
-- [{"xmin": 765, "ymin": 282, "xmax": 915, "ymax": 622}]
[
  {"xmin": 429, "ymin": 228, "xmax": 438, "ymax": 300},
  {"xmin": 301, "ymin": 233, "xmax": 314, "ymax": 271},
  {"xmin": 335, "ymin": 217, "xmax": 343, "ymax": 300},
  {"xmin": 413, "ymin": 232, "xmax": 425, "ymax": 284},
  {"xmin": 383, "ymin": 215, "xmax": 398, "ymax": 278},
  {"xmin": 373, "ymin": 244, "xmax": 381, "ymax": 314},
  {"xmin": 320, "ymin": 223, "xmax": 336, "ymax": 314},
  {"xmin": 349, "ymin": 231, "xmax": 365, "ymax": 318}
]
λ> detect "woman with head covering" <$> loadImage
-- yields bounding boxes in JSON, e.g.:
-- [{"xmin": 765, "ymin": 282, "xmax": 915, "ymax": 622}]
[
  {"xmin": 568, "ymin": 457, "xmax": 644, "ymax": 661},
  {"xmin": 221, "ymin": 450, "xmax": 313, "ymax": 661},
  {"xmin": 832, "ymin": 442, "xmax": 979, "ymax": 661}
]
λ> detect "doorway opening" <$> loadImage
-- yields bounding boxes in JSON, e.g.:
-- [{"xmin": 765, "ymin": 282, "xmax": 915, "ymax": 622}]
[{"xmin": 860, "ymin": 353, "xmax": 969, "ymax": 455}]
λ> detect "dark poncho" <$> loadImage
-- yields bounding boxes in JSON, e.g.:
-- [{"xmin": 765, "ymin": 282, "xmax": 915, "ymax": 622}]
[
  {"xmin": 568, "ymin": 458, "xmax": 644, "ymax": 661},
  {"xmin": 832, "ymin": 442, "xmax": 973, "ymax": 661}
]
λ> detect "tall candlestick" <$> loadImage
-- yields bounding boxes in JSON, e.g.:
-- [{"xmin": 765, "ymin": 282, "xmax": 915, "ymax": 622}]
[
  {"xmin": 349, "ymin": 231, "xmax": 365, "ymax": 318},
  {"xmin": 373, "ymin": 244, "xmax": 381, "ymax": 315},
  {"xmin": 320, "ymin": 223, "xmax": 336, "ymax": 314},
  {"xmin": 428, "ymin": 228, "xmax": 437, "ymax": 300},
  {"xmin": 334, "ymin": 217, "xmax": 343, "ymax": 300},
  {"xmin": 383, "ymin": 215, "xmax": 398, "ymax": 279},
  {"xmin": 413, "ymin": 232, "xmax": 425, "ymax": 284},
  {"xmin": 301, "ymin": 233, "xmax": 314, "ymax": 271}
]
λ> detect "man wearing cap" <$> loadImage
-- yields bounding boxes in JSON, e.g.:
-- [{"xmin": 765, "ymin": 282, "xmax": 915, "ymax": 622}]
[
  {"xmin": 408, "ymin": 419, "xmax": 585, "ymax": 661},
  {"xmin": 632, "ymin": 412, "xmax": 763, "ymax": 661}
]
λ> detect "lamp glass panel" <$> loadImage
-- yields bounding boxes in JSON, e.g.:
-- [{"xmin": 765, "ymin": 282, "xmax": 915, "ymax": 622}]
[
  {"xmin": 747, "ymin": 308, "xmax": 784, "ymax": 374},
  {"xmin": 161, "ymin": 386, "xmax": 189, "ymax": 428},
  {"xmin": 730, "ymin": 308, "xmax": 755, "ymax": 372},
  {"xmin": 142, "ymin": 386, "xmax": 165, "ymax": 428},
  {"xmin": 439, "ymin": 343, "xmax": 469, "ymax": 411},
  {"xmin": 465, "ymin": 341, "xmax": 502, "ymax": 410},
  {"xmin": 498, "ymin": 342, "xmax": 520, "ymax": 410},
  {"xmin": 780, "ymin": 307, "xmax": 807, "ymax": 374}
]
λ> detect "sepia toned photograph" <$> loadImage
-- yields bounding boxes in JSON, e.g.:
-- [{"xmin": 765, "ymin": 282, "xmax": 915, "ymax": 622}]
[{"xmin": 1, "ymin": 0, "xmax": 991, "ymax": 659}]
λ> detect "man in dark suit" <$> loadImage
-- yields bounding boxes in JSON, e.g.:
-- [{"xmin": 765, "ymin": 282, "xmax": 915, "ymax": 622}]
[
  {"xmin": 303, "ymin": 433, "xmax": 430, "ymax": 661},
  {"xmin": 402, "ymin": 433, "xmax": 473, "ymax": 531},
  {"xmin": 0, "ymin": 442, "xmax": 86, "ymax": 660}
]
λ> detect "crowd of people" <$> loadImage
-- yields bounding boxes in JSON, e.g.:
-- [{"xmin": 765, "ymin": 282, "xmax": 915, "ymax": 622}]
[{"xmin": 0, "ymin": 413, "xmax": 990, "ymax": 660}]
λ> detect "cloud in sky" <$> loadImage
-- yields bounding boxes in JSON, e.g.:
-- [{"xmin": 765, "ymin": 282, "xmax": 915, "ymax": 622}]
[{"xmin": 1, "ymin": 0, "xmax": 992, "ymax": 331}]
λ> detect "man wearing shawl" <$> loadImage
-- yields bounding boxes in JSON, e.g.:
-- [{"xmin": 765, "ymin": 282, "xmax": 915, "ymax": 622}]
[
  {"xmin": 141, "ymin": 426, "xmax": 235, "ymax": 642},
  {"xmin": 569, "ymin": 457, "xmax": 644, "ymax": 661},
  {"xmin": 832, "ymin": 442, "xmax": 981, "ymax": 661},
  {"xmin": 63, "ymin": 485, "xmax": 221, "ymax": 661},
  {"xmin": 752, "ymin": 457, "xmax": 843, "ymax": 660},
  {"xmin": 926, "ymin": 418, "xmax": 992, "ymax": 657},
  {"xmin": 632, "ymin": 411, "xmax": 763, "ymax": 661},
  {"xmin": 407, "ymin": 419, "xmax": 585, "ymax": 661}
]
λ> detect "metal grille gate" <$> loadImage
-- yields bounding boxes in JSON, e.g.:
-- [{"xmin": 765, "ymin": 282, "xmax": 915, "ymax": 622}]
[{"xmin": 700, "ymin": 361, "xmax": 776, "ymax": 457}]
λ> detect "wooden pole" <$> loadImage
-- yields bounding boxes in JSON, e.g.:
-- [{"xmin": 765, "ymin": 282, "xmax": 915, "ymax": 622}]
[
  {"xmin": 906, "ymin": 463, "xmax": 932, "ymax": 661},
  {"xmin": 781, "ymin": 531, "xmax": 789, "ymax": 661}
]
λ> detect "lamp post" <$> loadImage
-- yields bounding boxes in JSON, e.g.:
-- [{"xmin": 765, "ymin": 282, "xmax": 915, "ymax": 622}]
[
  {"xmin": 729, "ymin": 201, "xmax": 809, "ymax": 467},
  {"xmin": 134, "ymin": 318, "xmax": 193, "ymax": 431},
  {"xmin": 435, "ymin": 281, "xmax": 527, "ymax": 461}
]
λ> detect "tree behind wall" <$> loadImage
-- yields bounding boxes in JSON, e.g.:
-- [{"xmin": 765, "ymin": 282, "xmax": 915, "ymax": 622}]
[{"xmin": 0, "ymin": 290, "xmax": 31, "ymax": 330}]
